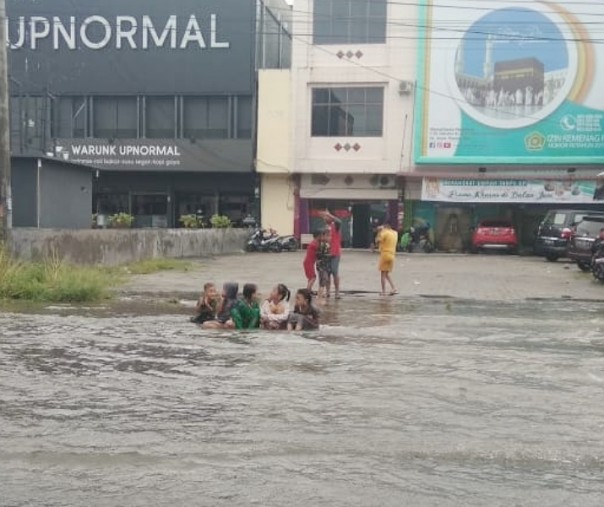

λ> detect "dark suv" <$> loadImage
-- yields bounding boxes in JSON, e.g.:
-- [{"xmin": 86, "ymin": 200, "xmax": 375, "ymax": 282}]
[
  {"xmin": 567, "ymin": 216, "xmax": 604, "ymax": 271},
  {"xmin": 535, "ymin": 209, "xmax": 604, "ymax": 261}
]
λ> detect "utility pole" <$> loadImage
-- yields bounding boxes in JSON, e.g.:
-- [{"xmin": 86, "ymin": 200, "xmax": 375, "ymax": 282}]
[{"xmin": 0, "ymin": 0, "xmax": 11, "ymax": 245}]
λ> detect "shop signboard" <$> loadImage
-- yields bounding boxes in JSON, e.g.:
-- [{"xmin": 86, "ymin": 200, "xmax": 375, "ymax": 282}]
[
  {"xmin": 415, "ymin": 0, "xmax": 604, "ymax": 164},
  {"xmin": 54, "ymin": 139, "xmax": 252, "ymax": 173},
  {"xmin": 6, "ymin": 0, "xmax": 255, "ymax": 94},
  {"xmin": 421, "ymin": 178, "xmax": 604, "ymax": 203}
]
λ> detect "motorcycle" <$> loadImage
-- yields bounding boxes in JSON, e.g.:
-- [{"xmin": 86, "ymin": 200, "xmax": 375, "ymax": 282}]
[
  {"xmin": 591, "ymin": 231, "xmax": 604, "ymax": 282},
  {"xmin": 277, "ymin": 235, "xmax": 299, "ymax": 252},
  {"xmin": 246, "ymin": 228, "xmax": 280, "ymax": 252},
  {"xmin": 400, "ymin": 224, "xmax": 434, "ymax": 253}
]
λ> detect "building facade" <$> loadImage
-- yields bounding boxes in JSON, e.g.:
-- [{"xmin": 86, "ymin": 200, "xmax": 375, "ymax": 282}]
[
  {"xmin": 7, "ymin": 0, "xmax": 291, "ymax": 228},
  {"xmin": 258, "ymin": 0, "xmax": 604, "ymax": 250},
  {"xmin": 258, "ymin": 0, "xmax": 416, "ymax": 247}
]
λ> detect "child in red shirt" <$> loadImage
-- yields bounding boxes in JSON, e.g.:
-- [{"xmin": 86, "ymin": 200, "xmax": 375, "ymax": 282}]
[{"xmin": 303, "ymin": 231, "xmax": 320, "ymax": 292}]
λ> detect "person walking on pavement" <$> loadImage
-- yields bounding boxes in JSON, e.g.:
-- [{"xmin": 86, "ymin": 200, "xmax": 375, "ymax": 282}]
[
  {"xmin": 376, "ymin": 223, "xmax": 399, "ymax": 296},
  {"xmin": 320, "ymin": 210, "xmax": 342, "ymax": 299}
]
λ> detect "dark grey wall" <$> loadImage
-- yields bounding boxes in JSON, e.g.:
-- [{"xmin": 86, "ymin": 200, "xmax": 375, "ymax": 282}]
[
  {"xmin": 11, "ymin": 158, "xmax": 38, "ymax": 227},
  {"xmin": 7, "ymin": 0, "xmax": 256, "ymax": 95},
  {"xmin": 40, "ymin": 161, "xmax": 92, "ymax": 229}
]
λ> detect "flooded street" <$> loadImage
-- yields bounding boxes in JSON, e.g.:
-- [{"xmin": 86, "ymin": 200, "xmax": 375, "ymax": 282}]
[{"xmin": 1, "ymin": 297, "xmax": 604, "ymax": 506}]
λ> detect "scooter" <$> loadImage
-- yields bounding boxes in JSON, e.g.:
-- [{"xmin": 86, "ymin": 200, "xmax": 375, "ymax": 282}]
[
  {"xmin": 246, "ymin": 228, "xmax": 280, "ymax": 252},
  {"xmin": 400, "ymin": 224, "xmax": 434, "ymax": 253},
  {"xmin": 591, "ymin": 232, "xmax": 604, "ymax": 282},
  {"xmin": 277, "ymin": 235, "xmax": 299, "ymax": 252}
]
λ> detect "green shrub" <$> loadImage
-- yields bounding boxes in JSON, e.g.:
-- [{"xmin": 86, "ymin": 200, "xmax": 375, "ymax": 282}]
[
  {"xmin": 109, "ymin": 212, "xmax": 135, "ymax": 228},
  {"xmin": 0, "ymin": 247, "xmax": 118, "ymax": 303},
  {"xmin": 179, "ymin": 214, "xmax": 203, "ymax": 229},
  {"xmin": 210, "ymin": 214, "xmax": 232, "ymax": 229}
]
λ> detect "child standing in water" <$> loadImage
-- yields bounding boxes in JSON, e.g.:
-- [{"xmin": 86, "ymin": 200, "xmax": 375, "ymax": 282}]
[
  {"xmin": 231, "ymin": 283, "xmax": 261, "ymax": 330},
  {"xmin": 287, "ymin": 289, "xmax": 320, "ymax": 331},
  {"xmin": 191, "ymin": 282, "xmax": 218, "ymax": 325},
  {"xmin": 315, "ymin": 230, "xmax": 331, "ymax": 299},
  {"xmin": 261, "ymin": 284, "xmax": 291, "ymax": 330},
  {"xmin": 203, "ymin": 282, "xmax": 239, "ymax": 329},
  {"xmin": 303, "ymin": 231, "xmax": 320, "ymax": 292}
]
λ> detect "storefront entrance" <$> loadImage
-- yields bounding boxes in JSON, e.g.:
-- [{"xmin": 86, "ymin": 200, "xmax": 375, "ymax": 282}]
[{"xmin": 307, "ymin": 200, "xmax": 393, "ymax": 249}]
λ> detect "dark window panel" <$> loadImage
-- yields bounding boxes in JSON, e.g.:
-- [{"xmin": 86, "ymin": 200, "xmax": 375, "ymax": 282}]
[
  {"xmin": 237, "ymin": 96, "xmax": 252, "ymax": 139},
  {"xmin": 146, "ymin": 96, "xmax": 175, "ymax": 139},
  {"xmin": 313, "ymin": 0, "xmax": 386, "ymax": 45},
  {"xmin": 311, "ymin": 86, "xmax": 384, "ymax": 137}
]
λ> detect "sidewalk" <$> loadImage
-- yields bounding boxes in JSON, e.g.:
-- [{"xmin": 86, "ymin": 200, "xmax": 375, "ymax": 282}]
[{"xmin": 122, "ymin": 251, "xmax": 604, "ymax": 302}]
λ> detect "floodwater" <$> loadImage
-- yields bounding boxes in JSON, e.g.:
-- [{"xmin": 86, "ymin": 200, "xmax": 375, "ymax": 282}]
[{"xmin": 1, "ymin": 298, "xmax": 604, "ymax": 506}]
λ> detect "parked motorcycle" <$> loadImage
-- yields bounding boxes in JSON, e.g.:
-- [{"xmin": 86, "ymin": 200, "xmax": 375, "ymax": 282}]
[
  {"xmin": 246, "ymin": 228, "xmax": 280, "ymax": 252},
  {"xmin": 591, "ymin": 231, "xmax": 604, "ymax": 282},
  {"xmin": 277, "ymin": 235, "xmax": 299, "ymax": 252},
  {"xmin": 399, "ymin": 224, "xmax": 434, "ymax": 253}
]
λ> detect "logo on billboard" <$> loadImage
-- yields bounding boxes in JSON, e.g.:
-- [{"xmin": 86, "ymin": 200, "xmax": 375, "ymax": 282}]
[{"xmin": 525, "ymin": 131, "xmax": 546, "ymax": 151}]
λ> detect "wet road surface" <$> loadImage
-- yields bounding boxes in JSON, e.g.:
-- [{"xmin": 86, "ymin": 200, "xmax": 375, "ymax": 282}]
[{"xmin": 1, "ymin": 297, "xmax": 604, "ymax": 506}]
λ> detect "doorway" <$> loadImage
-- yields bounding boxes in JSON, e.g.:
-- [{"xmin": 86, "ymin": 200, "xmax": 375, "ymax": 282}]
[
  {"xmin": 131, "ymin": 193, "xmax": 169, "ymax": 228},
  {"xmin": 352, "ymin": 204, "xmax": 371, "ymax": 248}
]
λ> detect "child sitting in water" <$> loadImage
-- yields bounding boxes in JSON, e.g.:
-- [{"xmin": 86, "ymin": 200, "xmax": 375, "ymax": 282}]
[
  {"xmin": 203, "ymin": 282, "xmax": 239, "ymax": 329},
  {"xmin": 231, "ymin": 283, "xmax": 261, "ymax": 330},
  {"xmin": 191, "ymin": 282, "xmax": 218, "ymax": 325},
  {"xmin": 287, "ymin": 288, "xmax": 320, "ymax": 331},
  {"xmin": 315, "ymin": 230, "xmax": 331, "ymax": 300},
  {"xmin": 260, "ymin": 283, "xmax": 291, "ymax": 330}
]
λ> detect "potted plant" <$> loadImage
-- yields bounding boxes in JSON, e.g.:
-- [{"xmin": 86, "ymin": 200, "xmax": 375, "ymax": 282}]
[
  {"xmin": 179, "ymin": 214, "xmax": 203, "ymax": 229},
  {"xmin": 210, "ymin": 214, "xmax": 232, "ymax": 229},
  {"xmin": 109, "ymin": 212, "xmax": 135, "ymax": 229}
]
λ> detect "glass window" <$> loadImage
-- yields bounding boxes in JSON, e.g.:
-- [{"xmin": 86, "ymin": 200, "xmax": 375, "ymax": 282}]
[
  {"xmin": 183, "ymin": 96, "xmax": 228, "ymax": 139},
  {"xmin": 237, "ymin": 96, "xmax": 252, "ymax": 139},
  {"xmin": 313, "ymin": 0, "xmax": 386, "ymax": 45},
  {"xmin": 93, "ymin": 96, "xmax": 137, "ymax": 139},
  {"xmin": 51, "ymin": 96, "xmax": 87, "ymax": 138},
  {"xmin": 311, "ymin": 86, "xmax": 384, "ymax": 137},
  {"xmin": 146, "ymin": 96, "xmax": 175, "ymax": 139}
]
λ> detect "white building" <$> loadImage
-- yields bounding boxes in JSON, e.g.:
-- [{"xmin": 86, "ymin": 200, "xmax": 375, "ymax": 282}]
[{"xmin": 257, "ymin": 0, "xmax": 417, "ymax": 247}]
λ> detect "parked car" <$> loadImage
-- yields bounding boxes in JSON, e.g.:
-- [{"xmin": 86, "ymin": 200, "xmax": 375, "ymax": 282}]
[
  {"xmin": 535, "ymin": 209, "xmax": 604, "ymax": 261},
  {"xmin": 568, "ymin": 215, "xmax": 604, "ymax": 271},
  {"xmin": 472, "ymin": 219, "xmax": 518, "ymax": 253}
]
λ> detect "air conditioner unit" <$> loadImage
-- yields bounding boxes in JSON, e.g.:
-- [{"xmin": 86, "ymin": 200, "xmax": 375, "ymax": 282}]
[
  {"xmin": 399, "ymin": 81, "xmax": 413, "ymax": 95},
  {"xmin": 379, "ymin": 176, "xmax": 392, "ymax": 187}
]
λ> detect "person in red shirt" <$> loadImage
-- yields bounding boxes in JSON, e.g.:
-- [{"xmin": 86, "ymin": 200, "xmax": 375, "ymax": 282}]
[
  {"xmin": 303, "ymin": 231, "xmax": 320, "ymax": 292},
  {"xmin": 321, "ymin": 210, "xmax": 342, "ymax": 299}
]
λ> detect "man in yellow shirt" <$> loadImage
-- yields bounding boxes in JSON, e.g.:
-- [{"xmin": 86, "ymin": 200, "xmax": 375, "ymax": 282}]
[{"xmin": 376, "ymin": 224, "xmax": 399, "ymax": 296}]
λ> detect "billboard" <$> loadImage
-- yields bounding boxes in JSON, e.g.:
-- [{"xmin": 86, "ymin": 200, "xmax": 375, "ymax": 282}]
[
  {"xmin": 421, "ymin": 178, "xmax": 604, "ymax": 203},
  {"xmin": 6, "ymin": 0, "xmax": 255, "ymax": 95},
  {"xmin": 415, "ymin": 0, "xmax": 604, "ymax": 164}
]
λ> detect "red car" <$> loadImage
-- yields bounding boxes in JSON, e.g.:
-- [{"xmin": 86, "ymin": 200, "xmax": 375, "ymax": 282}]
[{"xmin": 472, "ymin": 219, "xmax": 518, "ymax": 253}]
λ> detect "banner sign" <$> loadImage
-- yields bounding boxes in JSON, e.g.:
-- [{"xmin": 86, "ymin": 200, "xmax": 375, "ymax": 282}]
[
  {"xmin": 415, "ymin": 0, "xmax": 604, "ymax": 164},
  {"xmin": 55, "ymin": 139, "xmax": 252, "ymax": 173},
  {"xmin": 6, "ymin": 0, "xmax": 255, "ymax": 95},
  {"xmin": 421, "ymin": 178, "xmax": 604, "ymax": 203}
]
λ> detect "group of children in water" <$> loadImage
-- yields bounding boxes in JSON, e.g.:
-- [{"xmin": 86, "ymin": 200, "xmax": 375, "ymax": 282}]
[{"xmin": 191, "ymin": 282, "xmax": 320, "ymax": 331}]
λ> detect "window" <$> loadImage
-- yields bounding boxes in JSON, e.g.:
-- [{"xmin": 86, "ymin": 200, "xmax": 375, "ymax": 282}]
[
  {"xmin": 311, "ymin": 86, "xmax": 384, "ymax": 137},
  {"xmin": 237, "ymin": 96, "xmax": 252, "ymax": 139},
  {"xmin": 51, "ymin": 96, "xmax": 87, "ymax": 138},
  {"xmin": 93, "ymin": 96, "xmax": 137, "ymax": 138},
  {"xmin": 146, "ymin": 97, "xmax": 176, "ymax": 138},
  {"xmin": 183, "ymin": 96, "xmax": 228, "ymax": 139},
  {"xmin": 313, "ymin": 0, "xmax": 387, "ymax": 45}
]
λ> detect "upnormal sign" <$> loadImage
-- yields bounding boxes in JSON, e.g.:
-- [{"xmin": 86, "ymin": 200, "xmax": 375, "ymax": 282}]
[
  {"xmin": 7, "ymin": 14, "xmax": 231, "ymax": 50},
  {"xmin": 6, "ymin": 0, "xmax": 256, "ymax": 95}
]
